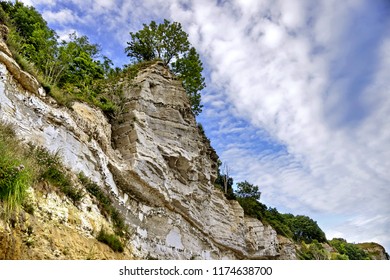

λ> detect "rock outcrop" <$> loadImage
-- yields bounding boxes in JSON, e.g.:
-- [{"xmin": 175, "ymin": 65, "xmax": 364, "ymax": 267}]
[{"xmin": 0, "ymin": 37, "xmax": 293, "ymax": 259}]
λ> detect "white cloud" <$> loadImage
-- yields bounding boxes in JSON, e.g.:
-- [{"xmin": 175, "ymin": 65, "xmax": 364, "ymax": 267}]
[
  {"xmin": 261, "ymin": 21, "xmax": 286, "ymax": 49},
  {"xmin": 169, "ymin": 0, "xmax": 390, "ymax": 251},
  {"xmin": 42, "ymin": 9, "xmax": 79, "ymax": 25},
  {"xmin": 20, "ymin": 0, "xmax": 56, "ymax": 7}
]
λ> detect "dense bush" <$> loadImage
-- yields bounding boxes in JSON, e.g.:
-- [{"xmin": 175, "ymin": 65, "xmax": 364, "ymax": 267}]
[
  {"xmin": 298, "ymin": 240, "xmax": 329, "ymax": 260},
  {"xmin": 31, "ymin": 146, "xmax": 84, "ymax": 204},
  {"xmin": 234, "ymin": 180, "xmax": 326, "ymax": 244},
  {"xmin": 0, "ymin": 1, "xmax": 120, "ymax": 115},
  {"xmin": 97, "ymin": 229, "xmax": 124, "ymax": 253},
  {"xmin": 329, "ymin": 238, "xmax": 370, "ymax": 260},
  {"xmin": 0, "ymin": 122, "xmax": 33, "ymax": 214}
]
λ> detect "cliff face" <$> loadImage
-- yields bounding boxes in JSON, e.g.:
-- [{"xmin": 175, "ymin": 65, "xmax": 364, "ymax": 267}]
[
  {"xmin": 0, "ymin": 38, "xmax": 295, "ymax": 259},
  {"xmin": 110, "ymin": 63, "xmax": 293, "ymax": 259}
]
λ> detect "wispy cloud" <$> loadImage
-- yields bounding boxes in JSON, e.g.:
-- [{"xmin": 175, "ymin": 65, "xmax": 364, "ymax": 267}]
[{"xmin": 42, "ymin": 9, "xmax": 80, "ymax": 25}]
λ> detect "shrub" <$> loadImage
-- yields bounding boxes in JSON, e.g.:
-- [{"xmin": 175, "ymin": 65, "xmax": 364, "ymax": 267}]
[
  {"xmin": 0, "ymin": 161, "xmax": 31, "ymax": 214},
  {"xmin": 30, "ymin": 146, "xmax": 84, "ymax": 204},
  {"xmin": 0, "ymin": 122, "xmax": 34, "ymax": 214},
  {"xmin": 78, "ymin": 173, "xmax": 128, "ymax": 236},
  {"xmin": 97, "ymin": 229, "xmax": 124, "ymax": 253},
  {"xmin": 297, "ymin": 240, "xmax": 329, "ymax": 260},
  {"xmin": 329, "ymin": 238, "xmax": 370, "ymax": 260}
]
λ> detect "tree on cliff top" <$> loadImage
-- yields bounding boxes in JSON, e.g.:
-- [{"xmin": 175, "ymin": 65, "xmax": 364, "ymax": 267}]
[{"xmin": 125, "ymin": 19, "xmax": 205, "ymax": 115}]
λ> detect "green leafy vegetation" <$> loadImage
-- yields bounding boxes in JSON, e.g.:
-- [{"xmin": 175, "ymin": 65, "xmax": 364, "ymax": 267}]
[
  {"xmin": 232, "ymin": 180, "xmax": 327, "ymax": 244},
  {"xmin": 329, "ymin": 238, "xmax": 370, "ymax": 260},
  {"xmin": 0, "ymin": 122, "xmax": 34, "ymax": 215},
  {"xmin": 78, "ymin": 173, "xmax": 129, "ymax": 237},
  {"xmin": 289, "ymin": 214, "xmax": 327, "ymax": 243},
  {"xmin": 96, "ymin": 228, "xmax": 124, "ymax": 253},
  {"xmin": 297, "ymin": 240, "xmax": 329, "ymax": 260},
  {"xmin": 126, "ymin": 19, "xmax": 205, "ymax": 115},
  {"xmin": 1, "ymin": 3, "xmax": 205, "ymax": 117},
  {"xmin": 31, "ymin": 146, "xmax": 84, "ymax": 204},
  {"xmin": 0, "ymin": 1, "xmax": 120, "ymax": 115}
]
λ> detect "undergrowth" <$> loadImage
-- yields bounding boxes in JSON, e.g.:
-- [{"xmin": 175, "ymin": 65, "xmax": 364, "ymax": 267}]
[
  {"xmin": 0, "ymin": 122, "xmax": 34, "ymax": 215},
  {"xmin": 97, "ymin": 228, "xmax": 124, "ymax": 253},
  {"xmin": 0, "ymin": 121, "xmax": 85, "ymax": 216},
  {"xmin": 78, "ymin": 173, "xmax": 129, "ymax": 237},
  {"xmin": 30, "ymin": 146, "xmax": 84, "ymax": 204}
]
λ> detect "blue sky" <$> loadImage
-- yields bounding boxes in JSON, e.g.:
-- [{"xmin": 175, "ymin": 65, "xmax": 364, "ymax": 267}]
[{"xmin": 19, "ymin": 0, "xmax": 390, "ymax": 253}]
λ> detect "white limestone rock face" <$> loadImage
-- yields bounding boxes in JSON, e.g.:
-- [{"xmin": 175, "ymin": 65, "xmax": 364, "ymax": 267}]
[
  {"xmin": 112, "ymin": 62, "xmax": 292, "ymax": 259},
  {"xmin": 0, "ymin": 39, "xmax": 295, "ymax": 259},
  {"xmin": 0, "ymin": 62, "xmax": 118, "ymax": 196}
]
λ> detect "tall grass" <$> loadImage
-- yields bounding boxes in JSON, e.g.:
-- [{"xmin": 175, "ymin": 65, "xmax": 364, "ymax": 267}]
[
  {"xmin": 78, "ymin": 173, "xmax": 128, "ymax": 237},
  {"xmin": 97, "ymin": 228, "xmax": 124, "ymax": 253},
  {"xmin": 30, "ymin": 146, "xmax": 84, "ymax": 204},
  {"xmin": 0, "ymin": 122, "xmax": 34, "ymax": 215},
  {"xmin": 0, "ymin": 121, "xmax": 84, "ymax": 216}
]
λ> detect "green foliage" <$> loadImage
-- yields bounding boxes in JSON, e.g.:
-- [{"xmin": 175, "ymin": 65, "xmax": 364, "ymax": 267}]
[
  {"xmin": 96, "ymin": 229, "xmax": 124, "ymax": 253},
  {"xmin": 237, "ymin": 197, "xmax": 267, "ymax": 219},
  {"xmin": 57, "ymin": 33, "xmax": 104, "ymax": 87},
  {"xmin": 289, "ymin": 215, "xmax": 327, "ymax": 243},
  {"xmin": 329, "ymin": 238, "xmax": 370, "ymax": 260},
  {"xmin": 31, "ymin": 146, "xmax": 83, "ymax": 204},
  {"xmin": 0, "ymin": 122, "xmax": 33, "ymax": 214},
  {"xmin": 172, "ymin": 47, "xmax": 205, "ymax": 115},
  {"xmin": 236, "ymin": 181, "xmax": 261, "ymax": 200},
  {"xmin": 0, "ymin": 1, "xmax": 58, "ymax": 75},
  {"xmin": 298, "ymin": 240, "xmax": 329, "ymax": 260},
  {"xmin": 330, "ymin": 252, "xmax": 349, "ymax": 260},
  {"xmin": 264, "ymin": 209, "xmax": 293, "ymax": 238},
  {"xmin": 126, "ymin": 19, "xmax": 205, "ymax": 116},
  {"xmin": 78, "ymin": 173, "xmax": 128, "ymax": 237},
  {"xmin": 234, "ymin": 180, "xmax": 326, "ymax": 244},
  {"xmin": 0, "ymin": 2, "xmax": 118, "ymax": 115},
  {"xmin": 126, "ymin": 19, "xmax": 190, "ymax": 65}
]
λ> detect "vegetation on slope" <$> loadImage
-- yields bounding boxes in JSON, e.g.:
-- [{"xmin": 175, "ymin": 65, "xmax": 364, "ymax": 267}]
[
  {"xmin": 126, "ymin": 19, "xmax": 205, "ymax": 115},
  {"xmin": 0, "ymin": 1, "xmax": 386, "ymax": 259},
  {"xmin": 0, "ymin": 122, "xmax": 33, "ymax": 215},
  {"xmin": 0, "ymin": 1, "xmax": 204, "ymax": 117},
  {"xmin": 0, "ymin": 122, "xmax": 128, "ymax": 254},
  {"xmin": 214, "ymin": 166, "xmax": 385, "ymax": 259}
]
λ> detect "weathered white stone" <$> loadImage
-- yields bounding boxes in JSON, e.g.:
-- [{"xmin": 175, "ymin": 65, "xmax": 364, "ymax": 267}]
[
  {"xmin": 0, "ymin": 44, "xmax": 295, "ymax": 259},
  {"xmin": 112, "ymin": 62, "xmax": 290, "ymax": 259}
]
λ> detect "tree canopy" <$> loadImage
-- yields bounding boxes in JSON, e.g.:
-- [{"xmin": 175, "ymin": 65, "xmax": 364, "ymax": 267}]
[
  {"xmin": 125, "ymin": 19, "xmax": 205, "ymax": 115},
  {"xmin": 289, "ymin": 215, "xmax": 327, "ymax": 243},
  {"xmin": 0, "ymin": 1, "xmax": 117, "ymax": 113},
  {"xmin": 233, "ymin": 180, "xmax": 327, "ymax": 244},
  {"xmin": 236, "ymin": 181, "xmax": 261, "ymax": 200}
]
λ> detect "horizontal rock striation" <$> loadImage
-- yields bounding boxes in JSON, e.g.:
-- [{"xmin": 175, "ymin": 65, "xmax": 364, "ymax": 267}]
[
  {"xmin": 111, "ymin": 62, "xmax": 287, "ymax": 259},
  {"xmin": 0, "ymin": 35, "xmax": 293, "ymax": 259}
]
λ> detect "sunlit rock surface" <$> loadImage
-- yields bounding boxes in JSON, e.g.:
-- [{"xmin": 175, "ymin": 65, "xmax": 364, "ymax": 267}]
[{"xmin": 0, "ymin": 40, "xmax": 293, "ymax": 259}]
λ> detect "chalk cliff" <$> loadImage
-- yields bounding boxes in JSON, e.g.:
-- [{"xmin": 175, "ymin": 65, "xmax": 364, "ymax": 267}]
[{"xmin": 0, "ymin": 34, "xmax": 296, "ymax": 259}]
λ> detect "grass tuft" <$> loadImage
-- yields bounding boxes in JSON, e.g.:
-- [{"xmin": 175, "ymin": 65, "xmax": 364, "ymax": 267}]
[
  {"xmin": 97, "ymin": 228, "xmax": 124, "ymax": 253},
  {"xmin": 0, "ymin": 122, "xmax": 34, "ymax": 215},
  {"xmin": 78, "ymin": 173, "xmax": 128, "ymax": 237},
  {"xmin": 29, "ymin": 146, "xmax": 84, "ymax": 204}
]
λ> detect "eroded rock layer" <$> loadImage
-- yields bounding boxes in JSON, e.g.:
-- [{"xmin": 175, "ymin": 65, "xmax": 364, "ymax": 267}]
[{"xmin": 0, "ymin": 39, "xmax": 294, "ymax": 259}]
